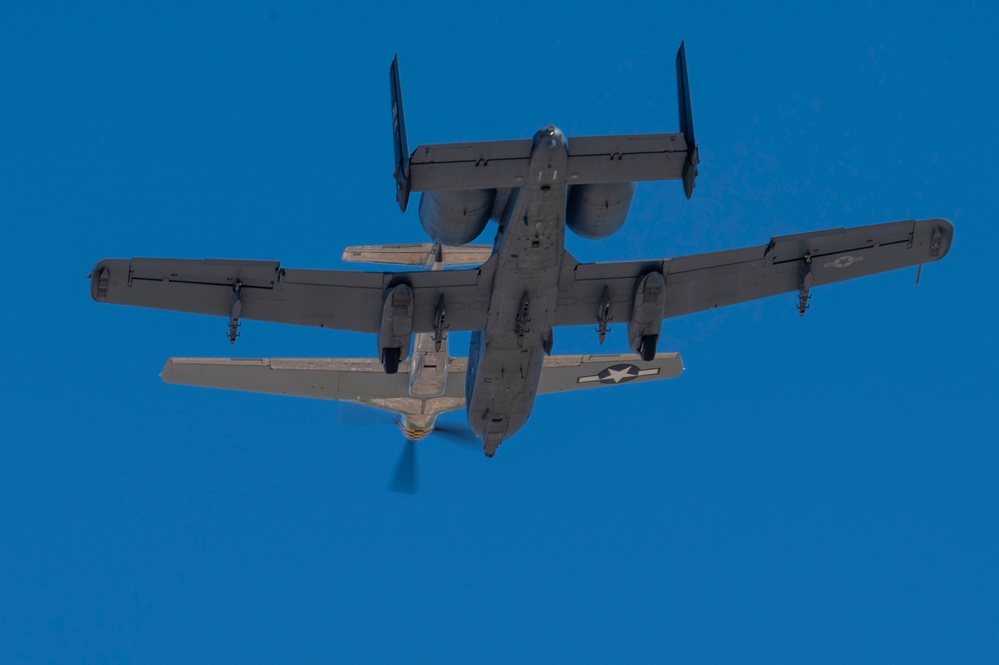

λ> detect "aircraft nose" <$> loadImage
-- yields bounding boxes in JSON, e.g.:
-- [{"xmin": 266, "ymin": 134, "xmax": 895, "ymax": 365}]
[{"xmin": 535, "ymin": 125, "xmax": 566, "ymax": 150}]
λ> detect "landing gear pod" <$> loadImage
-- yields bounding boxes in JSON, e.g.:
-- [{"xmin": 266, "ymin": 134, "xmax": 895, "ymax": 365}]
[
  {"xmin": 628, "ymin": 272, "xmax": 666, "ymax": 361},
  {"xmin": 378, "ymin": 283, "xmax": 414, "ymax": 374}
]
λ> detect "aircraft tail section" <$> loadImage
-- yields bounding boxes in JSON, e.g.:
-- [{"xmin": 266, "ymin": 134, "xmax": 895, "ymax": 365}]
[
  {"xmin": 676, "ymin": 40, "xmax": 699, "ymax": 198},
  {"xmin": 390, "ymin": 54, "xmax": 412, "ymax": 212},
  {"xmin": 391, "ymin": 42, "xmax": 698, "ymax": 199},
  {"xmin": 406, "ymin": 133, "xmax": 693, "ymax": 194}
]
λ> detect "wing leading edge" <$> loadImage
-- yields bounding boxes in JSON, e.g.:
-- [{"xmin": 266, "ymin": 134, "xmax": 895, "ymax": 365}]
[
  {"xmin": 91, "ymin": 255, "xmax": 497, "ymax": 335},
  {"xmin": 92, "ymin": 219, "xmax": 951, "ymax": 338}
]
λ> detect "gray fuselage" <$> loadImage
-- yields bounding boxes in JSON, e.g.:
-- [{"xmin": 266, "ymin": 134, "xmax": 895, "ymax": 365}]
[{"xmin": 465, "ymin": 126, "xmax": 568, "ymax": 456}]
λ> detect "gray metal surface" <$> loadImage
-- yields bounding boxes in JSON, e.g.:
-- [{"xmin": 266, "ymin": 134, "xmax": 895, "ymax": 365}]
[
  {"xmin": 163, "ymin": 357, "xmax": 415, "ymax": 401},
  {"xmin": 407, "ymin": 133, "xmax": 688, "ymax": 192},
  {"xmin": 90, "ymin": 43, "xmax": 955, "ymax": 457},
  {"xmin": 463, "ymin": 126, "xmax": 569, "ymax": 454},
  {"xmin": 93, "ymin": 219, "xmax": 951, "ymax": 336},
  {"xmin": 161, "ymin": 352, "xmax": 683, "ymax": 411},
  {"xmin": 536, "ymin": 353, "xmax": 683, "ymax": 393},
  {"xmin": 553, "ymin": 218, "xmax": 954, "ymax": 327},
  {"xmin": 92, "ymin": 256, "xmax": 496, "ymax": 334}
]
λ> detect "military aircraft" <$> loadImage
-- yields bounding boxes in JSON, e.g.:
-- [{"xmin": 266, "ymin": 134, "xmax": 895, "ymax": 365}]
[
  {"xmin": 89, "ymin": 43, "xmax": 954, "ymax": 460},
  {"xmin": 158, "ymin": 242, "xmax": 684, "ymax": 491}
]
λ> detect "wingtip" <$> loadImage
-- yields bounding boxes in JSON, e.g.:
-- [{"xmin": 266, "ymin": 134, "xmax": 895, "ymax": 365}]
[
  {"xmin": 926, "ymin": 217, "xmax": 955, "ymax": 262},
  {"xmin": 89, "ymin": 260, "xmax": 111, "ymax": 302},
  {"xmin": 160, "ymin": 358, "xmax": 176, "ymax": 383}
]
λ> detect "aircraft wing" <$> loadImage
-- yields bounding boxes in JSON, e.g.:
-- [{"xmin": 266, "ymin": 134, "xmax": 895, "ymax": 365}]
[
  {"xmin": 554, "ymin": 218, "xmax": 953, "ymax": 327},
  {"xmin": 90, "ymin": 256, "xmax": 496, "ymax": 334},
  {"xmin": 161, "ymin": 357, "xmax": 467, "ymax": 417},
  {"xmin": 163, "ymin": 357, "xmax": 407, "ymax": 399},
  {"xmin": 537, "ymin": 353, "xmax": 683, "ymax": 394},
  {"xmin": 162, "ymin": 352, "xmax": 682, "ymax": 411}
]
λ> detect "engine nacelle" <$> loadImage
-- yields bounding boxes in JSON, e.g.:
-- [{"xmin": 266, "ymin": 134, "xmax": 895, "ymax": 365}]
[
  {"xmin": 628, "ymin": 271, "xmax": 665, "ymax": 361},
  {"xmin": 565, "ymin": 182, "xmax": 636, "ymax": 239},
  {"xmin": 378, "ymin": 283, "xmax": 414, "ymax": 374},
  {"xmin": 419, "ymin": 189, "xmax": 495, "ymax": 245}
]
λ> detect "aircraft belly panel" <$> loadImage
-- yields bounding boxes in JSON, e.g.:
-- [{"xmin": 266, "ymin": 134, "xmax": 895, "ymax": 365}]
[
  {"xmin": 465, "ymin": 130, "xmax": 569, "ymax": 451},
  {"xmin": 466, "ymin": 346, "xmax": 543, "ymax": 437}
]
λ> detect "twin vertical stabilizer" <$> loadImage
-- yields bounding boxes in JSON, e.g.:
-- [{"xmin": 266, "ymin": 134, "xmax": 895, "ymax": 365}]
[
  {"xmin": 676, "ymin": 41, "xmax": 699, "ymax": 199},
  {"xmin": 390, "ymin": 55, "xmax": 411, "ymax": 212},
  {"xmin": 389, "ymin": 42, "xmax": 700, "ymax": 208}
]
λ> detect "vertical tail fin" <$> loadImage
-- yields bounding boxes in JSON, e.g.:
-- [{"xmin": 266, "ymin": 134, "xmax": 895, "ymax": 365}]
[
  {"xmin": 390, "ymin": 55, "xmax": 412, "ymax": 212},
  {"xmin": 676, "ymin": 41, "xmax": 699, "ymax": 199}
]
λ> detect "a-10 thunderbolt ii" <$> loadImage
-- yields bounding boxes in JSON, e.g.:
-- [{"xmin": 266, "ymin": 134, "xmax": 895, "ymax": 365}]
[
  {"xmin": 89, "ymin": 43, "xmax": 953, "ymax": 461},
  {"xmin": 156, "ymin": 242, "xmax": 685, "ymax": 492}
]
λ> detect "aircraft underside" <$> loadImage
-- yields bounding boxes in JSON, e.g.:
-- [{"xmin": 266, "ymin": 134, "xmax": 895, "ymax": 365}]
[
  {"xmin": 88, "ymin": 43, "xmax": 953, "ymax": 488},
  {"xmin": 465, "ymin": 127, "xmax": 569, "ymax": 455}
]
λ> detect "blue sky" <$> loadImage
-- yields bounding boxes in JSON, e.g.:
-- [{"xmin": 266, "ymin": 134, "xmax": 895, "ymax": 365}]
[{"xmin": 2, "ymin": 1, "xmax": 995, "ymax": 662}]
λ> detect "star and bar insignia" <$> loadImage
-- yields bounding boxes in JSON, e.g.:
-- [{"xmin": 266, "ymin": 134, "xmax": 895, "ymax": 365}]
[{"xmin": 577, "ymin": 363, "xmax": 661, "ymax": 385}]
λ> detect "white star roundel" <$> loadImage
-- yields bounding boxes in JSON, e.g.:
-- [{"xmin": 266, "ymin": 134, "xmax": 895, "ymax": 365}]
[
  {"xmin": 577, "ymin": 363, "xmax": 661, "ymax": 385},
  {"xmin": 598, "ymin": 363, "xmax": 641, "ymax": 384},
  {"xmin": 824, "ymin": 254, "xmax": 865, "ymax": 269}
]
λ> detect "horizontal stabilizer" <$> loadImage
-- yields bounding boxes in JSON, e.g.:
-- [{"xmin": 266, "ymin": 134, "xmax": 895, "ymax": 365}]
[
  {"xmin": 398, "ymin": 42, "xmax": 698, "ymax": 197},
  {"xmin": 407, "ymin": 133, "xmax": 690, "ymax": 192}
]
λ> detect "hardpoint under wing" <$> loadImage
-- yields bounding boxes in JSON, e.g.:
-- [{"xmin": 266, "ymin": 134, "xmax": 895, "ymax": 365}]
[
  {"xmin": 553, "ymin": 218, "xmax": 952, "ymax": 329},
  {"xmin": 91, "ymin": 256, "xmax": 496, "ymax": 342}
]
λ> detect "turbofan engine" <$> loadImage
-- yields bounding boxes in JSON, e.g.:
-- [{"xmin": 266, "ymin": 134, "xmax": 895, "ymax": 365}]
[
  {"xmin": 418, "ymin": 188, "xmax": 496, "ymax": 245},
  {"xmin": 565, "ymin": 182, "xmax": 637, "ymax": 239}
]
